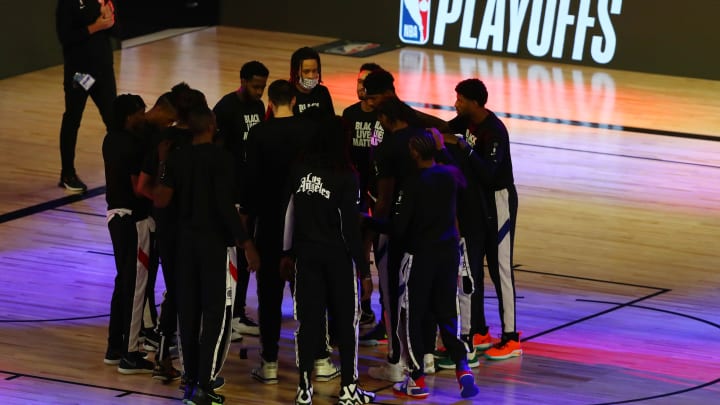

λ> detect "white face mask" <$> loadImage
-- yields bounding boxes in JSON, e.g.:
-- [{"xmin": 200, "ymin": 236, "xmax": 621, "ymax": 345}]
[{"xmin": 299, "ymin": 77, "xmax": 319, "ymax": 90}]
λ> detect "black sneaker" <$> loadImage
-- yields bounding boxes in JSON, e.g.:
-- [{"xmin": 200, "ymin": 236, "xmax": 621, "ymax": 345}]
[
  {"xmin": 359, "ymin": 322, "xmax": 387, "ymax": 347},
  {"xmin": 188, "ymin": 385, "xmax": 225, "ymax": 405},
  {"xmin": 104, "ymin": 347, "xmax": 122, "ymax": 365},
  {"xmin": 212, "ymin": 376, "xmax": 225, "ymax": 391},
  {"xmin": 142, "ymin": 328, "xmax": 161, "ymax": 352},
  {"xmin": 117, "ymin": 351, "xmax": 154, "ymax": 374},
  {"xmin": 58, "ymin": 174, "xmax": 87, "ymax": 193}
]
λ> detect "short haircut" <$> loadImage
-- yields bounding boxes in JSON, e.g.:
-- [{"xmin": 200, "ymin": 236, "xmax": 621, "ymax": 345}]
[
  {"xmin": 153, "ymin": 91, "xmax": 176, "ymax": 113},
  {"xmin": 170, "ymin": 82, "xmax": 208, "ymax": 123},
  {"xmin": 455, "ymin": 79, "xmax": 488, "ymax": 107},
  {"xmin": 267, "ymin": 79, "xmax": 294, "ymax": 106},
  {"xmin": 240, "ymin": 61, "xmax": 269, "ymax": 80},
  {"xmin": 290, "ymin": 46, "xmax": 322, "ymax": 85},
  {"xmin": 186, "ymin": 106, "xmax": 215, "ymax": 136},
  {"xmin": 359, "ymin": 63, "xmax": 382, "ymax": 72},
  {"xmin": 409, "ymin": 131, "xmax": 436, "ymax": 160},
  {"xmin": 112, "ymin": 94, "xmax": 145, "ymax": 131},
  {"xmin": 363, "ymin": 69, "xmax": 395, "ymax": 95}
]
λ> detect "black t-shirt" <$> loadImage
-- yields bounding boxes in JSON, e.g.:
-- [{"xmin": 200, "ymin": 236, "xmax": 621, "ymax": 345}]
[
  {"xmin": 342, "ymin": 102, "xmax": 384, "ymax": 198},
  {"xmin": 446, "ymin": 142, "xmax": 489, "ymax": 237},
  {"xmin": 448, "ymin": 111, "xmax": 515, "ymax": 191},
  {"xmin": 161, "ymin": 143, "xmax": 247, "ymax": 245},
  {"xmin": 293, "ymin": 84, "xmax": 335, "ymax": 117},
  {"xmin": 286, "ymin": 164, "xmax": 369, "ymax": 278},
  {"xmin": 213, "ymin": 91, "xmax": 265, "ymax": 156},
  {"xmin": 102, "ymin": 129, "xmax": 150, "ymax": 218},
  {"xmin": 244, "ymin": 116, "xmax": 316, "ymax": 232},
  {"xmin": 392, "ymin": 165, "xmax": 460, "ymax": 253},
  {"xmin": 372, "ymin": 126, "xmax": 424, "ymax": 203}
]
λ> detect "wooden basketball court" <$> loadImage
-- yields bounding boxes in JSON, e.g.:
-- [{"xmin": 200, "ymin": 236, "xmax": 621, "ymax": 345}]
[{"xmin": 0, "ymin": 27, "xmax": 719, "ymax": 404}]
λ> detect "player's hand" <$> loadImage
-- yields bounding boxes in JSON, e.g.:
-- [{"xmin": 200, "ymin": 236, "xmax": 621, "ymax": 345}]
[
  {"xmin": 360, "ymin": 277, "xmax": 373, "ymax": 301},
  {"xmin": 240, "ymin": 240, "xmax": 260, "ymax": 272},
  {"xmin": 279, "ymin": 256, "xmax": 295, "ymax": 281}
]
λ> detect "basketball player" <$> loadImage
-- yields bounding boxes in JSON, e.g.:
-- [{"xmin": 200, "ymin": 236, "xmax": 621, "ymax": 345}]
[{"xmin": 290, "ymin": 47, "xmax": 335, "ymax": 117}]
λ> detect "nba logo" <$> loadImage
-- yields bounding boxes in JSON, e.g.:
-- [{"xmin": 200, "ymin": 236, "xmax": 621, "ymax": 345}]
[{"xmin": 399, "ymin": 0, "xmax": 431, "ymax": 45}]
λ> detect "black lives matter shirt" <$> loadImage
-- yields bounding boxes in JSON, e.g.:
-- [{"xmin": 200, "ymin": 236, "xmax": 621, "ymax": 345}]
[
  {"xmin": 293, "ymin": 84, "xmax": 335, "ymax": 117},
  {"xmin": 213, "ymin": 91, "xmax": 265, "ymax": 156},
  {"xmin": 102, "ymin": 129, "xmax": 150, "ymax": 218},
  {"xmin": 161, "ymin": 143, "xmax": 248, "ymax": 246},
  {"xmin": 342, "ymin": 102, "xmax": 384, "ymax": 198},
  {"xmin": 285, "ymin": 165, "xmax": 370, "ymax": 278}
]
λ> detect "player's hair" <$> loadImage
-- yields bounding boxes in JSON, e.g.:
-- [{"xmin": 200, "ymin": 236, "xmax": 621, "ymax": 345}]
[
  {"xmin": 455, "ymin": 79, "xmax": 488, "ymax": 107},
  {"xmin": 186, "ymin": 106, "xmax": 215, "ymax": 136},
  {"xmin": 267, "ymin": 79, "xmax": 294, "ymax": 106},
  {"xmin": 359, "ymin": 63, "xmax": 382, "ymax": 72},
  {"xmin": 112, "ymin": 94, "xmax": 145, "ymax": 131},
  {"xmin": 240, "ymin": 61, "xmax": 269, "ymax": 80},
  {"xmin": 409, "ymin": 131, "xmax": 436, "ymax": 160},
  {"xmin": 170, "ymin": 82, "xmax": 208, "ymax": 124},
  {"xmin": 374, "ymin": 96, "xmax": 421, "ymax": 127},
  {"xmin": 290, "ymin": 46, "xmax": 322, "ymax": 85}
]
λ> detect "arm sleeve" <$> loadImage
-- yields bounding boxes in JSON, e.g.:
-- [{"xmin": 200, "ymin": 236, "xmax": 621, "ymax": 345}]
[
  {"xmin": 242, "ymin": 128, "xmax": 260, "ymax": 215},
  {"xmin": 56, "ymin": 1, "xmax": 90, "ymax": 47},
  {"xmin": 391, "ymin": 180, "xmax": 416, "ymax": 240},
  {"xmin": 214, "ymin": 153, "xmax": 249, "ymax": 244},
  {"xmin": 340, "ymin": 173, "xmax": 370, "ymax": 278},
  {"xmin": 463, "ymin": 129, "xmax": 507, "ymax": 186},
  {"xmin": 282, "ymin": 194, "xmax": 295, "ymax": 253}
]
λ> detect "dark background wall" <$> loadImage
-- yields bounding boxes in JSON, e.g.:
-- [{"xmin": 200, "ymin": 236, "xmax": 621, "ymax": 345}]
[
  {"xmin": 2, "ymin": 1, "xmax": 719, "ymax": 80},
  {"xmin": 219, "ymin": 0, "xmax": 720, "ymax": 81}
]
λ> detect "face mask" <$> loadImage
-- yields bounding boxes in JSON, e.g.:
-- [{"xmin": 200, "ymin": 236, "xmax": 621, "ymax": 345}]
[{"xmin": 299, "ymin": 77, "xmax": 319, "ymax": 90}]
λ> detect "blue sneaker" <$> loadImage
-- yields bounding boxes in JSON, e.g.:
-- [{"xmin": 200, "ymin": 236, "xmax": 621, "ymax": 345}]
[
  {"xmin": 393, "ymin": 375, "xmax": 429, "ymax": 399},
  {"xmin": 457, "ymin": 370, "xmax": 479, "ymax": 398}
]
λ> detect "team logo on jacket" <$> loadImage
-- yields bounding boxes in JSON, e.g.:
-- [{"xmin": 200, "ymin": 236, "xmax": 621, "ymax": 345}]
[
  {"xmin": 298, "ymin": 173, "xmax": 331, "ymax": 199},
  {"xmin": 399, "ymin": 0, "xmax": 431, "ymax": 45}
]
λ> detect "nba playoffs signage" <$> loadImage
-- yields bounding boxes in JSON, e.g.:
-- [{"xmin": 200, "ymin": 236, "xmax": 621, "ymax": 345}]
[{"xmin": 400, "ymin": 0, "xmax": 623, "ymax": 65}]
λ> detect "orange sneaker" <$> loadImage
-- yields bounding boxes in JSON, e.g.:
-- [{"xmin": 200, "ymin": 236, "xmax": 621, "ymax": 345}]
[
  {"xmin": 484, "ymin": 337, "xmax": 522, "ymax": 360},
  {"xmin": 472, "ymin": 331, "xmax": 494, "ymax": 351}
]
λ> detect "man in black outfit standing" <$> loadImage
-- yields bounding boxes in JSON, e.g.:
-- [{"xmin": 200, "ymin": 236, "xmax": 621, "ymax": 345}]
[
  {"xmin": 213, "ymin": 60, "xmax": 269, "ymax": 341},
  {"xmin": 102, "ymin": 94, "xmax": 154, "ymax": 375},
  {"xmin": 56, "ymin": 0, "xmax": 117, "ymax": 192},
  {"xmin": 154, "ymin": 103, "xmax": 261, "ymax": 405}
]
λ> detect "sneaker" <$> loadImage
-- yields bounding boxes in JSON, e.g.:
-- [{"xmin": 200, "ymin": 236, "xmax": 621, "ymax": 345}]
[
  {"xmin": 314, "ymin": 357, "xmax": 340, "ymax": 381},
  {"xmin": 294, "ymin": 385, "xmax": 313, "ymax": 405},
  {"xmin": 473, "ymin": 331, "xmax": 494, "ymax": 351},
  {"xmin": 359, "ymin": 311, "xmax": 376, "ymax": 330},
  {"xmin": 251, "ymin": 360, "xmax": 279, "ymax": 384},
  {"xmin": 437, "ymin": 351, "xmax": 480, "ymax": 370},
  {"xmin": 117, "ymin": 352, "xmax": 154, "ymax": 374},
  {"xmin": 484, "ymin": 336, "xmax": 522, "ymax": 360},
  {"xmin": 423, "ymin": 353, "xmax": 435, "ymax": 374},
  {"xmin": 212, "ymin": 376, "xmax": 225, "ymax": 391},
  {"xmin": 338, "ymin": 383, "xmax": 375, "ymax": 405},
  {"xmin": 456, "ymin": 370, "xmax": 479, "ymax": 398},
  {"xmin": 359, "ymin": 322, "xmax": 387, "ymax": 347},
  {"xmin": 232, "ymin": 315, "xmax": 259, "ymax": 337},
  {"xmin": 368, "ymin": 361, "xmax": 404, "ymax": 383},
  {"xmin": 187, "ymin": 385, "xmax": 225, "ymax": 405},
  {"xmin": 104, "ymin": 347, "xmax": 122, "ymax": 365},
  {"xmin": 153, "ymin": 359, "xmax": 182, "ymax": 382},
  {"xmin": 58, "ymin": 173, "xmax": 87, "ymax": 193},
  {"xmin": 142, "ymin": 329, "xmax": 161, "ymax": 352},
  {"xmin": 393, "ymin": 375, "xmax": 430, "ymax": 399}
]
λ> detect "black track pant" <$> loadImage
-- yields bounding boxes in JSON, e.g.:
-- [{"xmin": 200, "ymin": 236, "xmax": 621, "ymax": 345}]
[
  {"xmin": 156, "ymin": 225, "xmax": 178, "ymax": 361},
  {"xmin": 400, "ymin": 242, "xmax": 469, "ymax": 375},
  {"xmin": 294, "ymin": 251, "xmax": 359, "ymax": 388},
  {"xmin": 176, "ymin": 230, "xmax": 233, "ymax": 389},
  {"xmin": 60, "ymin": 66, "xmax": 116, "ymax": 176},
  {"xmin": 376, "ymin": 235, "xmax": 402, "ymax": 364},
  {"xmin": 107, "ymin": 214, "xmax": 151, "ymax": 356}
]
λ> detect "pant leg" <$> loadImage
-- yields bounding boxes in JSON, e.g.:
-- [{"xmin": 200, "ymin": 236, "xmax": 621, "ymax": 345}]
[
  {"xmin": 486, "ymin": 187, "xmax": 518, "ymax": 335},
  {"xmin": 431, "ymin": 244, "xmax": 469, "ymax": 365},
  {"xmin": 211, "ymin": 247, "xmax": 237, "ymax": 381},
  {"xmin": 126, "ymin": 218, "xmax": 152, "ymax": 353},
  {"xmin": 293, "ymin": 256, "xmax": 326, "ymax": 389},
  {"xmin": 197, "ymin": 236, "xmax": 233, "ymax": 389},
  {"xmin": 107, "ymin": 214, "xmax": 135, "ymax": 351},
  {"xmin": 256, "ymin": 248, "xmax": 285, "ymax": 362},
  {"xmin": 377, "ymin": 235, "xmax": 401, "ymax": 363},
  {"xmin": 324, "ymin": 253, "xmax": 360, "ymax": 386},
  {"xmin": 88, "ymin": 67, "xmax": 117, "ymax": 132},
  {"xmin": 157, "ymin": 226, "xmax": 179, "ymax": 360},
  {"xmin": 464, "ymin": 233, "xmax": 488, "ymax": 336},
  {"xmin": 143, "ymin": 227, "xmax": 158, "ymax": 331},
  {"xmin": 176, "ymin": 230, "xmax": 201, "ymax": 384},
  {"xmin": 403, "ymin": 253, "xmax": 433, "ymax": 375},
  {"xmin": 59, "ymin": 68, "xmax": 89, "ymax": 176}
]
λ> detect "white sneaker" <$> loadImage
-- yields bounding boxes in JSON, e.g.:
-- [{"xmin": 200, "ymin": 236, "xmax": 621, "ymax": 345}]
[
  {"xmin": 294, "ymin": 385, "xmax": 313, "ymax": 405},
  {"xmin": 338, "ymin": 383, "xmax": 375, "ymax": 405},
  {"xmin": 423, "ymin": 353, "xmax": 436, "ymax": 374},
  {"xmin": 232, "ymin": 316, "xmax": 260, "ymax": 337},
  {"xmin": 368, "ymin": 361, "xmax": 404, "ymax": 383},
  {"xmin": 251, "ymin": 360, "xmax": 279, "ymax": 384},
  {"xmin": 314, "ymin": 357, "xmax": 340, "ymax": 381}
]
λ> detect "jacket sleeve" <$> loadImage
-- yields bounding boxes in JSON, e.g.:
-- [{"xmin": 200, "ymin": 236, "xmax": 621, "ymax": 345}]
[
  {"xmin": 215, "ymin": 152, "xmax": 249, "ymax": 244},
  {"xmin": 462, "ymin": 128, "xmax": 508, "ymax": 187}
]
